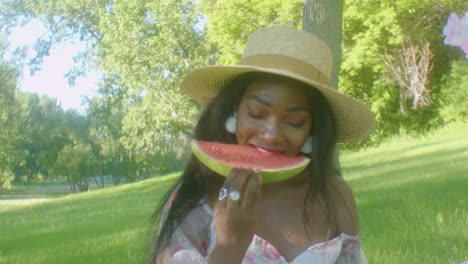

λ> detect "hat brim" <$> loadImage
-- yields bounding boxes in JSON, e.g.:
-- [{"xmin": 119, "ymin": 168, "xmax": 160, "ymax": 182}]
[{"xmin": 181, "ymin": 65, "xmax": 375, "ymax": 142}]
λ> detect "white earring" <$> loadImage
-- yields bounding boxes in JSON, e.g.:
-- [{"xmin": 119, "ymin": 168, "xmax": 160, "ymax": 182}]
[
  {"xmin": 300, "ymin": 136, "xmax": 313, "ymax": 154},
  {"xmin": 225, "ymin": 113, "xmax": 237, "ymax": 134}
]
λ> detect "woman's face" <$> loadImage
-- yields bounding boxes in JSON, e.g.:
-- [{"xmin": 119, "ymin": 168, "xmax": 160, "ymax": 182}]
[{"xmin": 236, "ymin": 75, "xmax": 312, "ymax": 157}]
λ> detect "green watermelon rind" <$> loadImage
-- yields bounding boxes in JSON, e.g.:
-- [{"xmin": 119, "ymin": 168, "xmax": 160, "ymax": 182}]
[{"xmin": 191, "ymin": 140, "xmax": 310, "ymax": 184}]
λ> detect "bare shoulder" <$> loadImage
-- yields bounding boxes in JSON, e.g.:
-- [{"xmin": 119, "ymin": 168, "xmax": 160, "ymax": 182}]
[{"xmin": 329, "ymin": 176, "xmax": 360, "ymax": 236}]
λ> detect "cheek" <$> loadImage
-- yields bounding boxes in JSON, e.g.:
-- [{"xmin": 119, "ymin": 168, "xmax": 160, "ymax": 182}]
[
  {"xmin": 287, "ymin": 130, "xmax": 311, "ymax": 152},
  {"xmin": 235, "ymin": 106, "xmax": 273, "ymax": 146},
  {"xmin": 235, "ymin": 104, "xmax": 267, "ymax": 145},
  {"xmin": 284, "ymin": 120, "xmax": 312, "ymax": 154},
  {"xmin": 235, "ymin": 116, "xmax": 257, "ymax": 145}
]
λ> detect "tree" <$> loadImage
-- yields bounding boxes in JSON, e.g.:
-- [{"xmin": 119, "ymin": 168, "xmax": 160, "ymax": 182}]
[
  {"xmin": 0, "ymin": 60, "xmax": 21, "ymax": 188},
  {"xmin": 1, "ymin": 1, "xmax": 182, "ymax": 181},
  {"xmin": 438, "ymin": 59, "xmax": 468, "ymax": 124},
  {"xmin": 340, "ymin": 0, "xmax": 466, "ymax": 143},
  {"xmin": 199, "ymin": 0, "xmax": 303, "ymax": 64},
  {"xmin": 13, "ymin": 92, "xmax": 67, "ymax": 181},
  {"xmin": 87, "ymin": 96, "xmax": 128, "ymax": 185},
  {"xmin": 303, "ymin": 0, "xmax": 345, "ymax": 173},
  {"xmin": 98, "ymin": 0, "xmax": 208, "ymax": 162},
  {"xmin": 2, "ymin": 0, "xmax": 209, "ymax": 170},
  {"xmin": 303, "ymin": 0, "xmax": 343, "ymax": 89},
  {"xmin": 383, "ymin": 42, "xmax": 433, "ymax": 113},
  {"xmin": 55, "ymin": 143, "xmax": 96, "ymax": 192},
  {"xmin": 0, "ymin": 0, "xmax": 106, "ymax": 81}
]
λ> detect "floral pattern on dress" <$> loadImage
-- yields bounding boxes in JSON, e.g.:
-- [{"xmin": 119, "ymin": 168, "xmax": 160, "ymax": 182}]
[
  {"xmin": 242, "ymin": 233, "xmax": 365, "ymax": 264},
  {"xmin": 158, "ymin": 188, "xmax": 367, "ymax": 264}
]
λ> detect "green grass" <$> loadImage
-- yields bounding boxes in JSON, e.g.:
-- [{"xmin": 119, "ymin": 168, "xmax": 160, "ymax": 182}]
[
  {"xmin": 0, "ymin": 124, "xmax": 467, "ymax": 263},
  {"xmin": 0, "ymin": 173, "xmax": 180, "ymax": 264},
  {"xmin": 0, "ymin": 182, "xmax": 70, "ymax": 200},
  {"xmin": 341, "ymin": 124, "xmax": 468, "ymax": 263}
]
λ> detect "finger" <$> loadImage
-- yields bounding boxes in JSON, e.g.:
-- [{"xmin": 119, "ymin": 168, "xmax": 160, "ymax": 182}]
[
  {"xmin": 240, "ymin": 171, "xmax": 262, "ymax": 209},
  {"xmin": 220, "ymin": 168, "xmax": 240, "ymax": 208},
  {"xmin": 216, "ymin": 169, "xmax": 236, "ymax": 208},
  {"xmin": 226, "ymin": 168, "xmax": 248, "ymax": 208},
  {"xmin": 215, "ymin": 185, "xmax": 229, "ymax": 209}
]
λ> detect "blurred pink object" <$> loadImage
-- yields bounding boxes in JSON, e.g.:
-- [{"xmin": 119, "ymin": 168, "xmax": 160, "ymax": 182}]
[{"xmin": 443, "ymin": 12, "xmax": 468, "ymax": 58}]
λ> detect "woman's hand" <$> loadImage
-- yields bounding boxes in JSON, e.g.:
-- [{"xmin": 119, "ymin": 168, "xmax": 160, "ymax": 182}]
[{"xmin": 208, "ymin": 168, "xmax": 262, "ymax": 264}]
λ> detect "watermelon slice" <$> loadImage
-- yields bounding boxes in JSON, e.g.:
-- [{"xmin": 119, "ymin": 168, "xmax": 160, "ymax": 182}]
[{"xmin": 191, "ymin": 140, "xmax": 310, "ymax": 184}]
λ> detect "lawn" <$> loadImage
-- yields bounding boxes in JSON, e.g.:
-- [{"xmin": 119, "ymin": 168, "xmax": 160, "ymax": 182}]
[
  {"xmin": 341, "ymin": 124, "xmax": 467, "ymax": 263},
  {"xmin": 0, "ymin": 124, "xmax": 467, "ymax": 263},
  {"xmin": 0, "ymin": 174, "xmax": 180, "ymax": 264}
]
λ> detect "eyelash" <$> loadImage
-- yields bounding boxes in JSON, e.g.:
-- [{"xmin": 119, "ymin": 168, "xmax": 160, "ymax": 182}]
[
  {"xmin": 248, "ymin": 111, "xmax": 305, "ymax": 128},
  {"xmin": 287, "ymin": 121, "xmax": 304, "ymax": 128},
  {"xmin": 248, "ymin": 111, "xmax": 265, "ymax": 119}
]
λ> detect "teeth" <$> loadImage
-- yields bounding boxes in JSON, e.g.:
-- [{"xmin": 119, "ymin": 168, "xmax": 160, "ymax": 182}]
[
  {"xmin": 257, "ymin": 147, "xmax": 271, "ymax": 153},
  {"xmin": 257, "ymin": 146, "xmax": 281, "ymax": 154}
]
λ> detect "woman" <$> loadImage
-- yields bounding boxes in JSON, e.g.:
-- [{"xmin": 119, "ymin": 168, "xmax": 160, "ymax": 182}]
[{"xmin": 151, "ymin": 27, "xmax": 375, "ymax": 263}]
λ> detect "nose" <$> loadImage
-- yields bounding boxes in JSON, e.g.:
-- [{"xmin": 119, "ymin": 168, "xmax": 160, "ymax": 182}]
[{"xmin": 261, "ymin": 117, "xmax": 283, "ymax": 144}]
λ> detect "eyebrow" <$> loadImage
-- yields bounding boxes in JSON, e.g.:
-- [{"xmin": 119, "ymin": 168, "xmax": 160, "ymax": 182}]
[{"xmin": 249, "ymin": 95, "xmax": 310, "ymax": 112}]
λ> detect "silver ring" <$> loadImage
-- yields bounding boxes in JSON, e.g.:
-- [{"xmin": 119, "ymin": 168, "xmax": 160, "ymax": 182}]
[
  {"xmin": 218, "ymin": 187, "xmax": 228, "ymax": 200},
  {"xmin": 229, "ymin": 191, "xmax": 240, "ymax": 201}
]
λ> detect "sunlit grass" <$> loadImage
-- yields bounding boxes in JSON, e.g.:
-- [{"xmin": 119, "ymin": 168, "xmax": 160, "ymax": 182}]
[
  {"xmin": 0, "ymin": 125, "xmax": 467, "ymax": 263},
  {"xmin": 0, "ymin": 173, "xmax": 180, "ymax": 264},
  {"xmin": 342, "ymin": 124, "xmax": 468, "ymax": 264},
  {"xmin": 0, "ymin": 198, "xmax": 52, "ymax": 213}
]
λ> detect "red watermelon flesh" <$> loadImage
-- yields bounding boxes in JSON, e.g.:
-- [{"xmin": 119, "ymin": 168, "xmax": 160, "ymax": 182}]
[{"xmin": 191, "ymin": 140, "xmax": 310, "ymax": 184}]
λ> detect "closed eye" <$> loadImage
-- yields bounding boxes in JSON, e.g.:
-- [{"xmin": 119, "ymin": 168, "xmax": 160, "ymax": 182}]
[
  {"xmin": 247, "ymin": 105, "xmax": 268, "ymax": 119},
  {"xmin": 286, "ymin": 121, "xmax": 305, "ymax": 128},
  {"xmin": 285, "ymin": 117, "xmax": 307, "ymax": 128},
  {"xmin": 248, "ymin": 111, "xmax": 266, "ymax": 119},
  {"xmin": 287, "ymin": 122, "xmax": 304, "ymax": 128}
]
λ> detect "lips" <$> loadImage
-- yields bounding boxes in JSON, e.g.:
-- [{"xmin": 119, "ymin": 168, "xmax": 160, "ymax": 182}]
[{"xmin": 249, "ymin": 144, "xmax": 284, "ymax": 155}]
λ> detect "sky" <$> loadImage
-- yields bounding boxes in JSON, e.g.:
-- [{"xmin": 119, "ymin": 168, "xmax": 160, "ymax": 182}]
[{"xmin": 6, "ymin": 19, "xmax": 98, "ymax": 112}]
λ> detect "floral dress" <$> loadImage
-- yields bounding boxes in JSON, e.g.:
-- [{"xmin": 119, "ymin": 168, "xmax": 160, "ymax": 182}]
[{"xmin": 157, "ymin": 190, "xmax": 367, "ymax": 264}]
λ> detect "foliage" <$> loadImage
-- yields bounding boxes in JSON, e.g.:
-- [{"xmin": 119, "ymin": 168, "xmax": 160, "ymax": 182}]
[
  {"xmin": 0, "ymin": 0, "xmax": 105, "ymax": 81},
  {"xmin": 14, "ymin": 92, "xmax": 68, "ymax": 181},
  {"xmin": 0, "ymin": 169, "xmax": 15, "ymax": 189},
  {"xmin": 437, "ymin": 59, "xmax": 468, "ymax": 124},
  {"xmin": 199, "ymin": 0, "xmax": 303, "ymax": 64},
  {"xmin": 2, "ymin": 0, "xmax": 208, "ymax": 181},
  {"xmin": 0, "ymin": 60, "xmax": 23, "ymax": 185},
  {"xmin": 87, "ymin": 96, "xmax": 134, "ymax": 185},
  {"xmin": 340, "ymin": 0, "xmax": 467, "ymax": 146},
  {"xmin": 1, "ymin": 46, "xmax": 97, "ymax": 189},
  {"xmin": 55, "ymin": 143, "xmax": 96, "ymax": 192},
  {"xmin": 96, "ymin": 0, "xmax": 207, "ymax": 162}
]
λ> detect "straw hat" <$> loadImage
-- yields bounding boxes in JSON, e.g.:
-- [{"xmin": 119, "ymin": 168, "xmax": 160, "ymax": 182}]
[{"xmin": 181, "ymin": 27, "xmax": 375, "ymax": 141}]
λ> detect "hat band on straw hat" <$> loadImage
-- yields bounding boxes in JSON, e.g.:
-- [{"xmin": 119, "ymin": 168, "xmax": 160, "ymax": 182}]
[{"xmin": 240, "ymin": 54, "xmax": 331, "ymax": 87}]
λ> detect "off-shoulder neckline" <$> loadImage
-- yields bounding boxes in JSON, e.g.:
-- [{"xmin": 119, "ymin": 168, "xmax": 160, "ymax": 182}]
[
  {"xmin": 201, "ymin": 202, "xmax": 360, "ymax": 263},
  {"xmin": 253, "ymin": 232, "xmax": 359, "ymax": 263}
]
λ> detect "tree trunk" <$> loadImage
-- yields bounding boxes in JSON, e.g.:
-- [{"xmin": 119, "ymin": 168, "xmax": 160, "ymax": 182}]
[
  {"xmin": 303, "ymin": 0, "xmax": 343, "ymax": 89},
  {"xmin": 303, "ymin": 0, "xmax": 344, "ymax": 175}
]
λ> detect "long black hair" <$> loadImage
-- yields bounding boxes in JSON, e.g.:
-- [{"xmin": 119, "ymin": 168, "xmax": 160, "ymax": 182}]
[{"xmin": 150, "ymin": 72, "xmax": 338, "ymax": 262}]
